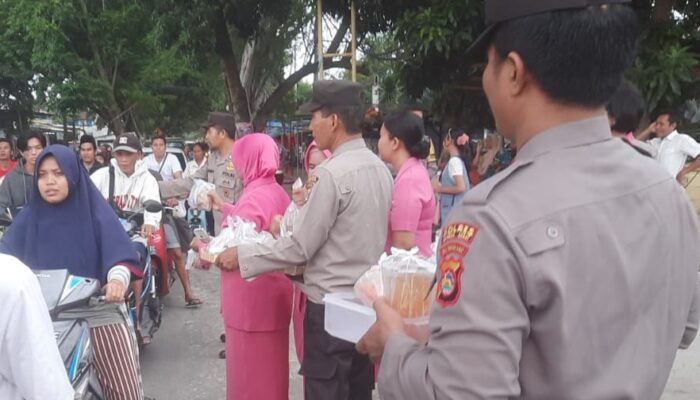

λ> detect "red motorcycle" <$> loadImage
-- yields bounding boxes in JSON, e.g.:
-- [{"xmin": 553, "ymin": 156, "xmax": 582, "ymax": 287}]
[{"xmin": 118, "ymin": 201, "xmax": 175, "ymax": 345}]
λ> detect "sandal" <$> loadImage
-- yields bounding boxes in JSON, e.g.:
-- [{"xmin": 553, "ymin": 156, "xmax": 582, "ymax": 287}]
[
  {"xmin": 185, "ymin": 297, "xmax": 203, "ymax": 308},
  {"xmin": 142, "ymin": 335, "xmax": 152, "ymax": 346}
]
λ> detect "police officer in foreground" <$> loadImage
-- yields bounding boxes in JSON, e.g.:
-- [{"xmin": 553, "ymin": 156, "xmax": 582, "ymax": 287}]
[
  {"xmin": 215, "ymin": 80, "xmax": 393, "ymax": 399},
  {"xmin": 357, "ymin": 1, "xmax": 700, "ymax": 399},
  {"xmin": 158, "ymin": 112, "xmax": 242, "ymax": 233}
]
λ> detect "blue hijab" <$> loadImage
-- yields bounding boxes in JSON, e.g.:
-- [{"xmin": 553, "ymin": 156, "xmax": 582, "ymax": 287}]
[{"xmin": 0, "ymin": 145, "xmax": 139, "ymax": 283}]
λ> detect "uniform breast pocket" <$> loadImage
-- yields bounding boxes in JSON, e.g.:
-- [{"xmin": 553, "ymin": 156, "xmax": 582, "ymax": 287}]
[{"xmin": 515, "ymin": 220, "xmax": 566, "ymax": 257}]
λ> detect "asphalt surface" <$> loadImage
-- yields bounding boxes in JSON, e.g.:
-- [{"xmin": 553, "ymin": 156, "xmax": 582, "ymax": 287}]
[
  {"xmin": 139, "ymin": 266, "xmax": 700, "ymax": 399},
  {"xmin": 139, "ymin": 267, "xmax": 305, "ymax": 400}
]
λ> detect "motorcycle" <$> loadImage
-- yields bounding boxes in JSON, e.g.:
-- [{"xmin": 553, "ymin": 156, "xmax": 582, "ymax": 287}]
[
  {"xmin": 34, "ymin": 269, "xmax": 105, "ymax": 399},
  {"xmin": 116, "ymin": 200, "xmax": 173, "ymax": 345}
]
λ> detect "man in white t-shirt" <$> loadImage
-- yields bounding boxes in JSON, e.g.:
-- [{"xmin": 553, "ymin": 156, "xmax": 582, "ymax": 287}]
[
  {"xmin": 144, "ymin": 135, "xmax": 182, "ymax": 182},
  {"xmin": 638, "ymin": 112, "xmax": 700, "ymax": 184}
]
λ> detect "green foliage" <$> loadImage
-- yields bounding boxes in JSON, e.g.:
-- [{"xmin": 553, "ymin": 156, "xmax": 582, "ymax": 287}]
[
  {"xmin": 629, "ymin": 44, "xmax": 699, "ymax": 112},
  {"xmin": 2, "ymin": 0, "xmax": 214, "ymax": 135}
]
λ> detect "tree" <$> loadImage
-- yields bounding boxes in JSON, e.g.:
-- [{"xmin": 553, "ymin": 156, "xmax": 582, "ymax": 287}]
[
  {"xmin": 0, "ymin": 2, "xmax": 34, "ymax": 134},
  {"xmin": 370, "ymin": 0, "xmax": 700, "ymax": 130},
  {"xmin": 3, "ymin": 0, "xmax": 214, "ymax": 135},
  {"xmin": 172, "ymin": 0, "xmax": 381, "ymax": 130}
]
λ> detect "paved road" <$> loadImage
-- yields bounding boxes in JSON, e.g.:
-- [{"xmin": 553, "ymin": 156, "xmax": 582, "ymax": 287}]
[
  {"xmin": 140, "ymin": 267, "xmax": 305, "ymax": 400},
  {"xmin": 140, "ymin": 267, "xmax": 699, "ymax": 399}
]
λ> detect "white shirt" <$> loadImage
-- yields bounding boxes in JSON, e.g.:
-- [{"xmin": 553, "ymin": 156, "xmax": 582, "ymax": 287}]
[
  {"xmin": 649, "ymin": 131, "xmax": 700, "ymax": 177},
  {"xmin": 0, "ymin": 255, "xmax": 74, "ymax": 400},
  {"xmin": 144, "ymin": 153, "xmax": 182, "ymax": 182},
  {"xmin": 447, "ymin": 156, "xmax": 465, "ymax": 178},
  {"xmin": 183, "ymin": 157, "xmax": 207, "ymax": 179}
]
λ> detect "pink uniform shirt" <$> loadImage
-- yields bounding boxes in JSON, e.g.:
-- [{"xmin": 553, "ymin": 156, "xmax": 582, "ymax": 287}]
[
  {"xmin": 385, "ymin": 157, "xmax": 436, "ymax": 256},
  {"xmin": 220, "ymin": 134, "xmax": 293, "ymax": 332}
]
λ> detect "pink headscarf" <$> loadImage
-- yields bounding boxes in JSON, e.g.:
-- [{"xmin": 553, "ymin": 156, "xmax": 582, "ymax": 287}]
[
  {"xmin": 303, "ymin": 141, "xmax": 332, "ymax": 174},
  {"xmin": 232, "ymin": 133, "xmax": 280, "ymax": 186}
]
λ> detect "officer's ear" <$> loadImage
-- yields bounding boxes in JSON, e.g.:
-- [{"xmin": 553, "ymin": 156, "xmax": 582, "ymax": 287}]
[
  {"xmin": 329, "ymin": 113, "xmax": 342, "ymax": 133},
  {"xmin": 505, "ymin": 51, "xmax": 528, "ymax": 97}
]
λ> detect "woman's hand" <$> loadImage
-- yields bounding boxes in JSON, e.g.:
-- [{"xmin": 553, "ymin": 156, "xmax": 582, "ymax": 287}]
[
  {"xmin": 165, "ymin": 197, "xmax": 179, "ymax": 207},
  {"xmin": 190, "ymin": 237, "xmax": 205, "ymax": 252},
  {"xmin": 103, "ymin": 280, "xmax": 126, "ymax": 303},
  {"xmin": 207, "ymin": 191, "xmax": 225, "ymax": 212}
]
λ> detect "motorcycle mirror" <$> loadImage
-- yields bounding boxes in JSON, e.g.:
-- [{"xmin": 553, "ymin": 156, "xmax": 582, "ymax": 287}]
[{"xmin": 144, "ymin": 200, "xmax": 163, "ymax": 213}]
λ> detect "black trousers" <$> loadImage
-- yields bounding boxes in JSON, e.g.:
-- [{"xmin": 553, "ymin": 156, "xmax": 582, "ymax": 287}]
[{"xmin": 301, "ymin": 301, "xmax": 374, "ymax": 400}]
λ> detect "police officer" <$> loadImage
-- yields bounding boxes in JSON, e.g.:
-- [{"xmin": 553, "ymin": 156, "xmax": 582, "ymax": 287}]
[
  {"xmin": 159, "ymin": 112, "xmax": 243, "ymax": 233},
  {"xmin": 215, "ymin": 80, "xmax": 394, "ymax": 400},
  {"xmin": 357, "ymin": 2, "xmax": 700, "ymax": 399}
]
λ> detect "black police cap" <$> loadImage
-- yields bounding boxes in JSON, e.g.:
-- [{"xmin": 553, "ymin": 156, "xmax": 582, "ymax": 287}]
[{"xmin": 467, "ymin": 0, "xmax": 632, "ymax": 56}]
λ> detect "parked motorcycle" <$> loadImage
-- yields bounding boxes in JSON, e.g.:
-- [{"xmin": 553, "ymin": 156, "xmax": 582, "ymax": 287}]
[{"xmin": 34, "ymin": 269, "xmax": 104, "ymax": 399}]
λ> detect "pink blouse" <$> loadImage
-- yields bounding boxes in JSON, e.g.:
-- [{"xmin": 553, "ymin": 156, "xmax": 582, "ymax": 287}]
[{"xmin": 385, "ymin": 157, "xmax": 437, "ymax": 257}]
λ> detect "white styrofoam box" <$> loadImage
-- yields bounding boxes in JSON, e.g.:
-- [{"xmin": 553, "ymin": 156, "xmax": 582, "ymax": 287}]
[{"xmin": 324, "ymin": 292, "xmax": 376, "ymax": 343}]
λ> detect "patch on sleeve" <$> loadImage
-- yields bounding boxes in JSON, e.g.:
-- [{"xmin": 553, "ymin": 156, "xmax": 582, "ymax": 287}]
[{"xmin": 437, "ymin": 223, "xmax": 479, "ymax": 308}]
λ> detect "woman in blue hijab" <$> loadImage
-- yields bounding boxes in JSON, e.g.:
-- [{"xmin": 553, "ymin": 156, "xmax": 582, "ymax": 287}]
[{"xmin": 0, "ymin": 144, "xmax": 145, "ymax": 400}]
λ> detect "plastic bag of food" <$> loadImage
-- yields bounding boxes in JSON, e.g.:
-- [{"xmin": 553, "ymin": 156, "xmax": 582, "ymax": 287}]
[
  {"xmin": 201, "ymin": 216, "xmax": 275, "ymax": 262},
  {"xmin": 354, "ymin": 248, "xmax": 436, "ymax": 322},
  {"xmin": 186, "ymin": 249, "xmax": 209, "ymax": 270},
  {"xmin": 281, "ymin": 178, "xmax": 304, "ymax": 238},
  {"xmin": 188, "ymin": 179, "xmax": 216, "ymax": 211}
]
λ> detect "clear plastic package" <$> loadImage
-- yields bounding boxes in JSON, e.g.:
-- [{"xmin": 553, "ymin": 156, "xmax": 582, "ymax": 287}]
[
  {"xmin": 354, "ymin": 248, "xmax": 436, "ymax": 322},
  {"xmin": 188, "ymin": 179, "xmax": 216, "ymax": 211},
  {"xmin": 281, "ymin": 178, "xmax": 303, "ymax": 238},
  {"xmin": 203, "ymin": 216, "xmax": 275, "ymax": 262}
]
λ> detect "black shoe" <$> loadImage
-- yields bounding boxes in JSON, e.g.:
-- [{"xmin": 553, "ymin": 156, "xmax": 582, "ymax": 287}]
[
  {"xmin": 220, "ymin": 333, "xmax": 226, "ymax": 343},
  {"xmin": 219, "ymin": 349, "xmax": 226, "ymax": 359}
]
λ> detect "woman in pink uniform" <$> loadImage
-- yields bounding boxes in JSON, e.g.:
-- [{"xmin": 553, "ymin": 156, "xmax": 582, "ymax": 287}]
[
  {"xmin": 378, "ymin": 110, "xmax": 437, "ymax": 257},
  {"xmin": 210, "ymin": 133, "xmax": 294, "ymax": 400}
]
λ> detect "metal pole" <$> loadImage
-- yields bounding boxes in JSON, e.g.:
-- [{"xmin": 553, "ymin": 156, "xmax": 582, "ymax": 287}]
[
  {"xmin": 316, "ymin": 0, "xmax": 324, "ymax": 80},
  {"xmin": 350, "ymin": 1, "xmax": 357, "ymax": 82}
]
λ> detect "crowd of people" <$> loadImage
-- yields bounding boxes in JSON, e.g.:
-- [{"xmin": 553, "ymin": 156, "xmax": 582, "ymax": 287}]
[{"xmin": 3, "ymin": 1, "xmax": 700, "ymax": 400}]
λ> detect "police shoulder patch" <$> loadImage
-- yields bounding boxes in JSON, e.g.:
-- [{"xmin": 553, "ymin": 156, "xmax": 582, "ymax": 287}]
[{"xmin": 437, "ymin": 222, "xmax": 479, "ymax": 308}]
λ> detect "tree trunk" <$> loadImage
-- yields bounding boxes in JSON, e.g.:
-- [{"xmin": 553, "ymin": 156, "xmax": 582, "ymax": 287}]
[
  {"xmin": 652, "ymin": 0, "xmax": 675, "ymax": 23},
  {"xmin": 212, "ymin": 6, "xmax": 251, "ymax": 123}
]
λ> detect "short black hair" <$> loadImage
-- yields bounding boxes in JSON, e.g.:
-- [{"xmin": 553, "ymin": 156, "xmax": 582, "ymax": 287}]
[
  {"xmin": 492, "ymin": 4, "xmax": 640, "ymax": 108},
  {"xmin": 79, "ymin": 135, "xmax": 97, "ymax": 151},
  {"xmin": 606, "ymin": 80, "xmax": 645, "ymax": 133},
  {"xmin": 193, "ymin": 141, "xmax": 209, "ymax": 152},
  {"xmin": 18, "ymin": 133, "xmax": 47, "ymax": 151},
  {"xmin": 321, "ymin": 105, "xmax": 363, "ymax": 134},
  {"xmin": 655, "ymin": 111, "xmax": 681, "ymax": 127},
  {"xmin": 383, "ymin": 110, "xmax": 430, "ymax": 159},
  {"xmin": 0, "ymin": 138, "xmax": 12, "ymax": 149},
  {"xmin": 209, "ymin": 125, "xmax": 236, "ymax": 140}
]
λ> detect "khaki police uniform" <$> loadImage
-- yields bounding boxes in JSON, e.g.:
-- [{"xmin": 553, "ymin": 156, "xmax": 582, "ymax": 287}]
[
  {"xmin": 159, "ymin": 149, "xmax": 242, "ymax": 233},
  {"xmin": 239, "ymin": 137, "xmax": 394, "ymax": 399},
  {"xmin": 377, "ymin": 116, "xmax": 700, "ymax": 400}
]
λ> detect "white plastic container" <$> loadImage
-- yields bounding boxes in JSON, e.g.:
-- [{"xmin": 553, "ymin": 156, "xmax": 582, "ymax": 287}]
[{"xmin": 324, "ymin": 292, "xmax": 376, "ymax": 343}]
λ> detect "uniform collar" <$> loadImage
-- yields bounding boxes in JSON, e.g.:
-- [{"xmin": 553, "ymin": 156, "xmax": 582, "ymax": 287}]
[
  {"xmin": 332, "ymin": 137, "xmax": 366, "ymax": 156},
  {"xmin": 516, "ymin": 116, "xmax": 613, "ymax": 162}
]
